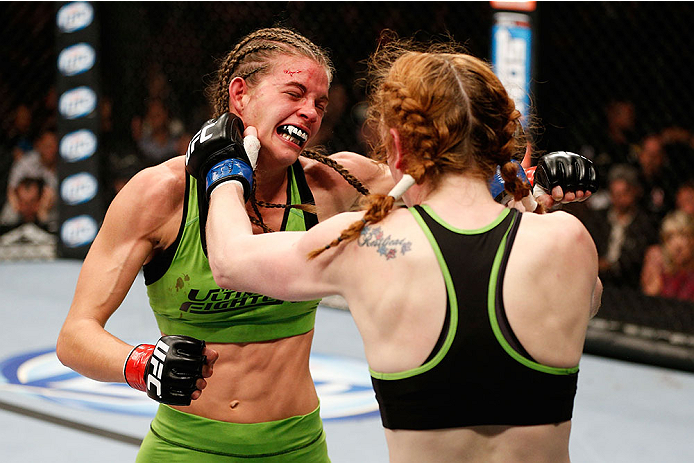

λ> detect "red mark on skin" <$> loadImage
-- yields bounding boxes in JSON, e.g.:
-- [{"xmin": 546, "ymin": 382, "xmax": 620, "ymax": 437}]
[{"xmin": 284, "ymin": 69, "xmax": 302, "ymax": 77}]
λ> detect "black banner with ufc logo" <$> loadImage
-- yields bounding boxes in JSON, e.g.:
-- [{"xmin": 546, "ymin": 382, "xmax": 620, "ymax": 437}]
[{"xmin": 55, "ymin": 1, "xmax": 104, "ymax": 259}]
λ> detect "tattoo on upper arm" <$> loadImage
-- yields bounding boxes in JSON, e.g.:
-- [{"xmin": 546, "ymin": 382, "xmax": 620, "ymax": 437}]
[{"xmin": 357, "ymin": 226, "xmax": 412, "ymax": 260}]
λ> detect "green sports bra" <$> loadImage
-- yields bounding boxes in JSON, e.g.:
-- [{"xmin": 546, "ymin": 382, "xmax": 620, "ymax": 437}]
[{"xmin": 143, "ymin": 162, "xmax": 321, "ymax": 343}]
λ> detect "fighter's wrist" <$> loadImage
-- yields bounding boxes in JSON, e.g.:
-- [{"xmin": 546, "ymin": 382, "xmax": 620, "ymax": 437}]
[
  {"xmin": 205, "ymin": 158, "xmax": 253, "ymax": 201},
  {"xmin": 209, "ymin": 180, "xmax": 245, "ymax": 198},
  {"xmin": 124, "ymin": 343, "xmax": 154, "ymax": 392}
]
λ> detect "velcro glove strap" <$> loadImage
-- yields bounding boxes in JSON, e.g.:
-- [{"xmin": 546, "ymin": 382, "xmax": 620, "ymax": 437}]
[
  {"xmin": 124, "ymin": 335, "xmax": 206, "ymax": 406},
  {"xmin": 185, "ymin": 113, "xmax": 253, "ymax": 199},
  {"xmin": 185, "ymin": 113, "xmax": 254, "ymax": 255},
  {"xmin": 124, "ymin": 343, "xmax": 154, "ymax": 392},
  {"xmin": 205, "ymin": 154, "xmax": 254, "ymax": 201}
]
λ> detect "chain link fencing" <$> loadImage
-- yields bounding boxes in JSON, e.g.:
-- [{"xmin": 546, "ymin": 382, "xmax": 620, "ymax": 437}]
[{"xmin": 1, "ymin": 2, "xmax": 693, "ymax": 368}]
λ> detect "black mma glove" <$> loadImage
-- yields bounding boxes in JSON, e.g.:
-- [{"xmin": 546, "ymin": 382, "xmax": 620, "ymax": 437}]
[
  {"xmin": 185, "ymin": 113, "xmax": 259, "ymax": 254},
  {"xmin": 533, "ymin": 151, "xmax": 598, "ymax": 197},
  {"xmin": 124, "ymin": 335, "xmax": 206, "ymax": 406},
  {"xmin": 185, "ymin": 112, "xmax": 255, "ymax": 201}
]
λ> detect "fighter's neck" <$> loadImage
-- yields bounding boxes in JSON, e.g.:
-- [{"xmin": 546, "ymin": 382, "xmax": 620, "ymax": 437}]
[{"xmin": 253, "ymin": 163, "xmax": 292, "ymax": 204}]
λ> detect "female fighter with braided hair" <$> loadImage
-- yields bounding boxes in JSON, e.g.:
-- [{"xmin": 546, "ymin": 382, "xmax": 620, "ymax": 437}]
[
  {"xmin": 204, "ymin": 37, "xmax": 602, "ymax": 463},
  {"xmin": 58, "ymin": 26, "xmax": 595, "ymax": 461},
  {"xmin": 57, "ymin": 27, "xmax": 388, "ymax": 462}
]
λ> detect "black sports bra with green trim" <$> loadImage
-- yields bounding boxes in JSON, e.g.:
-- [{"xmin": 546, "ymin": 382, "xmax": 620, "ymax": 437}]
[{"xmin": 370, "ymin": 205, "xmax": 579, "ymax": 430}]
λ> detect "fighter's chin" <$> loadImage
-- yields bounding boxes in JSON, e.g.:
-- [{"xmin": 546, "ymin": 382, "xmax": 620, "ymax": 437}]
[{"xmin": 261, "ymin": 139, "xmax": 303, "ymax": 167}]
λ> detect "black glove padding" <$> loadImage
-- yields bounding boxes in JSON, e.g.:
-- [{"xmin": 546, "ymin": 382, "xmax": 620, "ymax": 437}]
[
  {"xmin": 534, "ymin": 151, "xmax": 599, "ymax": 194},
  {"xmin": 185, "ymin": 112, "xmax": 253, "ymax": 200},
  {"xmin": 185, "ymin": 113, "xmax": 252, "ymax": 255},
  {"xmin": 145, "ymin": 335, "xmax": 206, "ymax": 406}
]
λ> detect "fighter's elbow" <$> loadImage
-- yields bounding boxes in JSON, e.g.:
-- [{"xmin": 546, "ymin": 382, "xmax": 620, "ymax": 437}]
[
  {"xmin": 55, "ymin": 327, "xmax": 75, "ymax": 368},
  {"xmin": 208, "ymin": 257, "xmax": 232, "ymax": 289},
  {"xmin": 208, "ymin": 253, "xmax": 246, "ymax": 291}
]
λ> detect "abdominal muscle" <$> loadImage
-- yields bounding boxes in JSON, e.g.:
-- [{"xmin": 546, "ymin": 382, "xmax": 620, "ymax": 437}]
[
  {"xmin": 384, "ymin": 421, "xmax": 572, "ymax": 463},
  {"xmin": 169, "ymin": 330, "xmax": 319, "ymax": 423}
]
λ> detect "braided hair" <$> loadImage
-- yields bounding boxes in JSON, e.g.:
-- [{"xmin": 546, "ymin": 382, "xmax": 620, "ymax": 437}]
[
  {"xmin": 206, "ymin": 27, "xmax": 370, "ymax": 231},
  {"xmin": 309, "ymin": 34, "xmax": 532, "ymax": 259}
]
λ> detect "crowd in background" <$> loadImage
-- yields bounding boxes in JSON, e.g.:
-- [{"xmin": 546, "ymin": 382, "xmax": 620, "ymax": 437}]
[
  {"xmin": 2, "ymin": 3, "xmax": 694, "ymax": 303},
  {"xmin": 566, "ymin": 99, "xmax": 694, "ymax": 303},
  {"xmin": 1, "ymin": 86, "xmax": 693, "ymax": 303},
  {"xmin": 0, "ymin": 98, "xmax": 59, "ymax": 238}
]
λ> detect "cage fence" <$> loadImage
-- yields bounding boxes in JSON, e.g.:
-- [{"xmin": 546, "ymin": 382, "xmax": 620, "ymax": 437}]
[{"xmin": 1, "ymin": 1, "xmax": 693, "ymax": 369}]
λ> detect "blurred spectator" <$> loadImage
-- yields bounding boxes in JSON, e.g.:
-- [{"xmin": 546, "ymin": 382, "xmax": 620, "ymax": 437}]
[
  {"xmin": 99, "ymin": 96, "xmax": 143, "ymax": 202},
  {"xmin": 1, "ymin": 130, "xmax": 59, "ymax": 233},
  {"xmin": 660, "ymin": 125, "xmax": 694, "ymax": 176},
  {"xmin": 641, "ymin": 210, "xmax": 694, "ymax": 302},
  {"xmin": 0, "ymin": 177, "xmax": 54, "ymax": 234},
  {"xmin": 35, "ymin": 86, "xmax": 58, "ymax": 134},
  {"xmin": 0, "ymin": 146, "xmax": 11, "ymax": 212},
  {"xmin": 146, "ymin": 65, "xmax": 177, "ymax": 107},
  {"xmin": 674, "ymin": 180, "xmax": 694, "ymax": 218},
  {"xmin": 106, "ymin": 152, "xmax": 143, "ymax": 204},
  {"xmin": 580, "ymin": 99, "xmax": 640, "ymax": 192},
  {"xmin": 131, "ymin": 98, "xmax": 184, "ymax": 167},
  {"xmin": 634, "ymin": 133, "xmax": 679, "ymax": 220},
  {"xmin": 5, "ymin": 130, "xmax": 58, "ymax": 194},
  {"xmin": 4, "ymin": 104, "xmax": 35, "ymax": 161},
  {"xmin": 582, "ymin": 164, "xmax": 659, "ymax": 289}
]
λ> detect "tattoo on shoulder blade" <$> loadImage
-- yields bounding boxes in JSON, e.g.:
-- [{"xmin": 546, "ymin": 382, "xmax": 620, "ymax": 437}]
[{"xmin": 358, "ymin": 226, "xmax": 412, "ymax": 260}]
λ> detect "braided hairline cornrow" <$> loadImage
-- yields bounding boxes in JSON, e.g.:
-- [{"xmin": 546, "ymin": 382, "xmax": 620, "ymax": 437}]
[
  {"xmin": 382, "ymin": 78, "xmax": 442, "ymax": 184},
  {"xmin": 381, "ymin": 52, "xmax": 480, "ymax": 184},
  {"xmin": 211, "ymin": 28, "xmax": 334, "ymax": 118},
  {"xmin": 210, "ymin": 28, "xmax": 371, "ymax": 232}
]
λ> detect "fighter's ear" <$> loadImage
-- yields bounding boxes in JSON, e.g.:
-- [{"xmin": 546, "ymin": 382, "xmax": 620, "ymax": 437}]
[
  {"xmin": 389, "ymin": 128, "xmax": 406, "ymax": 170},
  {"xmin": 229, "ymin": 77, "xmax": 249, "ymax": 114}
]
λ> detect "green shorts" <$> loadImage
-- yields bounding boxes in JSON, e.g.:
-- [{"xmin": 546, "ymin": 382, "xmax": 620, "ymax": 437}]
[{"xmin": 136, "ymin": 404, "xmax": 330, "ymax": 462}]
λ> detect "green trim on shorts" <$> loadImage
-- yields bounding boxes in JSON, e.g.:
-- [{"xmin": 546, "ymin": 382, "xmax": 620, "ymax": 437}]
[{"xmin": 136, "ymin": 404, "xmax": 330, "ymax": 462}]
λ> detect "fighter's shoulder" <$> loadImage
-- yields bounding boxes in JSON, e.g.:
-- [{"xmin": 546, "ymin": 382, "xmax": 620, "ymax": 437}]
[
  {"xmin": 518, "ymin": 210, "xmax": 596, "ymax": 258},
  {"xmin": 113, "ymin": 156, "xmax": 186, "ymax": 211},
  {"xmin": 328, "ymin": 150, "xmax": 378, "ymax": 166},
  {"xmin": 331, "ymin": 151, "xmax": 385, "ymax": 180}
]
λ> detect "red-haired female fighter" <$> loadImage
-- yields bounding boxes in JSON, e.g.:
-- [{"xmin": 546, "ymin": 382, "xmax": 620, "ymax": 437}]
[{"xmin": 203, "ymin": 38, "xmax": 602, "ymax": 463}]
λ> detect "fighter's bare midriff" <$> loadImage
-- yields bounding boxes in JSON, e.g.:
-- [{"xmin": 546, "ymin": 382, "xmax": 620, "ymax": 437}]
[{"xmin": 170, "ymin": 329, "xmax": 318, "ymax": 422}]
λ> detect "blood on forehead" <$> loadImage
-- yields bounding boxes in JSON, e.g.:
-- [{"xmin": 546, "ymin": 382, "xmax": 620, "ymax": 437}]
[{"xmin": 283, "ymin": 66, "xmax": 322, "ymax": 80}]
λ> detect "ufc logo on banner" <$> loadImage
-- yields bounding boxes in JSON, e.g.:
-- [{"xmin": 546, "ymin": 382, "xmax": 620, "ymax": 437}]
[{"xmin": 146, "ymin": 340, "xmax": 170, "ymax": 398}]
